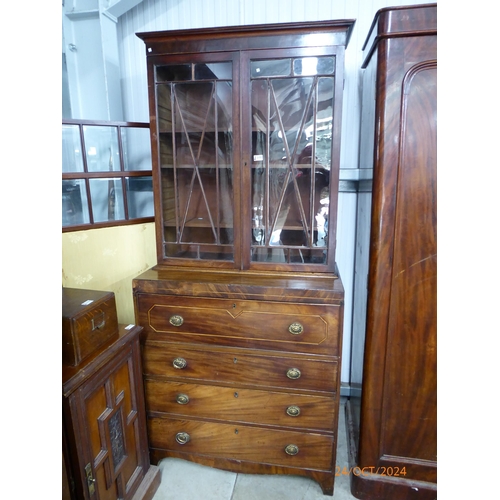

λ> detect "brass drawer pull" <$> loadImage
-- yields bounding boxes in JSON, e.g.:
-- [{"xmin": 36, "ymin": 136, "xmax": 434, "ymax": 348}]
[
  {"xmin": 288, "ymin": 322, "xmax": 304, "ymax": 335},
  {"xmin": 91, "ymin": 312, "xmax": 106, "ymax": 331},
  {"xmin": 176, "ymin": 393, "xmax": 190, "ymax": 405},
  {"xmin": 285, "ymin": 444, "xmax": 299, "ymax": 455},
  {"xmin": 286, "ymin": 368, "xmax": 301, "ymax": 380},
  {"xmin": 286, "ymin": 405, "xmax": 301, "ymax": 417},
  {"xmin": 169, "ymin": 314, "xmax": 184, "ymax": 327},
  {"xmin": 175, "ymin": 432, "xmax": 190, "ymax": 445},
  {"xmin": 173, "ymin": 357, "xmax": 187, "ymax": 369}
]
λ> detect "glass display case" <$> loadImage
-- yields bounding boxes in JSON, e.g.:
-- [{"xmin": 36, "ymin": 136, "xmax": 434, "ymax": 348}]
[{"xmin": 141, "ymin": 21, "xmax": 352, "ymax": 272}]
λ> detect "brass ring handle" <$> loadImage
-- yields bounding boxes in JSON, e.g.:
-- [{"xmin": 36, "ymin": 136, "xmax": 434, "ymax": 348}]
[
  {"xmin": 285, "ymin": 444, "xmax": 299, "ymax": 455},
  {"xmin": 286, "ymin": 405, "xmax": 301, "ymax": 417},
  {"xmin": 169, "ymin": 314, "xmax": 184, "ymax": 327},
  {"xmin": 175, "ymin": 432, "xmax": 190, "ymax": 445},
  {"xmin": 286, "ymin": 368, "xmax": 301, "ymax": 380},
  {"xmin": 288, "ymin": 322, "xmax": 304, "ymax": 335},
  {"xmin": 173, "ymin": 357, "xmax": 187, "ymax": 369},
  {"xmin": 176, "ymin": 394, "xmax": 190, "ymax": 405}
]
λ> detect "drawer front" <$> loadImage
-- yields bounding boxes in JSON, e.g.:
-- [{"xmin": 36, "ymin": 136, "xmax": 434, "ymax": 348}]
[
  {"xmin": 145, "ymin": 380, "xmax": 336, "ymax": 431},
  {"xmin": 148, "ymin": 416, "xmax": 334, "ymax": 471},
  {"xmin": 142, "ymin": 344, "xmax": 338, "ymax": 393},
  {"xmin": 136, "ymin": 294, "xmax": 340, "ymax": 355},
  {"xmin": 62, "ymin": 291, "xmax": 119, "ymax": 366}
]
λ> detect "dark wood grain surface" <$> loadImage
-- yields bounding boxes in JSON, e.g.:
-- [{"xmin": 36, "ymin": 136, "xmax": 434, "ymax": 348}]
[{"xmin": 347, "ymin": 4, "xmax": 437, "ymax": 500}]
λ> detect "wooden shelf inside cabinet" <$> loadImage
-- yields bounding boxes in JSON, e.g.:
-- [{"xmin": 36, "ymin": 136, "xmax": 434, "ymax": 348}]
[
  {"xmin": 164, "ymin": 217, "xmax": 233, "ymax": 228},
  {"xmin": 158, "ymin": 162, "xmax": 233, "ymax": 170}
]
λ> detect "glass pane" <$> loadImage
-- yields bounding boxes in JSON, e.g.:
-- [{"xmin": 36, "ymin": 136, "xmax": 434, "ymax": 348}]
[
  {"xmin": 83, "ymin": 126, "xmax": 121, "ymax": 172},
  {"xmin": 158, "ymin": 70, "xmax": 234, "ymax": 261},
  {"xmin": 293, "ymin": 56, "xmax": 335, "ymax": 76},
  {"xmin": 195, "ymin": 62, "xmax": 232, "ymax": 80},
  {"xmin": 126, "ymin": 177, "xmax": 154, "ymax": 218},
  {"xmin": 89, "ymin": 178, "xmax": 125, "ymax": 223},
  {"xmin": 62, "ymin": 179, "xmax": 89, "ymax": 226},
  {"xmin": 165, "ymin": 243, "xmax": 233, "ymax": 261},
  {"xmin": 121, "ymin": 127, "xmax": 152, "ymax": 171},
  {"xmin": 250, "ymin": 62, "xmax": 335, "ymax": 265},
  {"xmin": 251, "ymin": 59, "xmax": 291, "ymax": 78},
  {"xmin": 314, "ymin": 77, "xmax": 335, "ymax": 169},
  {"xmin": 157, "ymin": 85, "xmax": 173, "ymax": 133},
  {"xmin": 157, "ymin": 64, "xmax": 192, "ymax": 82},
  {"xmin": 62, "ymin": 124, "xmax": 84, "ymax": 173}
]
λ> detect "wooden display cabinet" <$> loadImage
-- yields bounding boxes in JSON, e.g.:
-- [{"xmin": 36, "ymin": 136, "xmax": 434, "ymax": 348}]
[
  {"xmin": 134, "ymin": 20, "xmax": 354, "ymax": 496},
  {"xmin": 138, "ymin": 20, "xmax": 354, "ymax": 273}
]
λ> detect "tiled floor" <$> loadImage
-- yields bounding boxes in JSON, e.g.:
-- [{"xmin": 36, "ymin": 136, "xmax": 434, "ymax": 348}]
[{"xmin": 151, "ymin": 398, "xmax": 357, "ymax": 499}]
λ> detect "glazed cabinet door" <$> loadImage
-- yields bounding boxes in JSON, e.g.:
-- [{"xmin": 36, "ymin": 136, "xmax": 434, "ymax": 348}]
[
  {"xmin": 242, "ymin": 48, "xmax": 344, "ymax": 272},
  {"xmin": 140, "ymin": 23, "xmax": 351, "ymax": 272},
  {"xmin": 149, "ymin": 52, "xmax": 241, "ymax": 267}
]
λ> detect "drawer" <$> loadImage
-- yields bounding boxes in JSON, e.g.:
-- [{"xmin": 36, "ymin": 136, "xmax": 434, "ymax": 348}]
[
  {"xmin": 144, "ymin": 380, "xmax": 336, "ymax": 431},
  {"xmin": 148, "ymin": 416, "xmax": 334, "ymax": 471},
  {"xmin": 142, "ymin": 343, "xmax": 338, "ymax": 393},
  {"xmin": 135, "ymin": 294, "xmax": 340, "ymax": 355},
  {"xmin": 62, "ymin": 288, "xmax": 119, "ymax": 366}
]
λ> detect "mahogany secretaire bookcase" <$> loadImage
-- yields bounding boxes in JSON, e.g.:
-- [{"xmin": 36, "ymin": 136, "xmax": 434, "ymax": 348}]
[{"xmin": 132, "ymin": 20, "xmax": 355, "ymax": 496}]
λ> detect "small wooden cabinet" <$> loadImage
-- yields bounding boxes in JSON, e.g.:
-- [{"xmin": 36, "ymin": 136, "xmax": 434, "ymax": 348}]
[
  {"xmin": 133, "ymin": 20, "xmax": 353, "ymax": 496},
  {"xmin": 63, "ymin": 325, "xmax": 160, "ymax": 500}
]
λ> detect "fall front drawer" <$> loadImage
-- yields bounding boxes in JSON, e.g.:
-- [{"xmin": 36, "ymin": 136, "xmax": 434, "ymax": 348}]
[
  {"xmin": 142, "ymin": 343, "xmax": 338, "ymax": 393},
  {"xmin": 144, "ymin": 380, "xmax": 337, "ymax": 431},
  {"xmin": 148, "ymin": 417, "xmax": 335, "ymax": 471},
  {"xmin": 135, "ymin": 294, "xmax": 341, "ymax": 355}
]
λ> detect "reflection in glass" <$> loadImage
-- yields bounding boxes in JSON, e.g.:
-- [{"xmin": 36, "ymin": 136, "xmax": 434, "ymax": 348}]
[
  {"xmin": 126, "ymin": 177, "xmax": 154, "ymax": 218},
  {"xmin": 195, "ymin": 62, "xmax": 232, "ymax": 80},
  {"xmin": 62, "ymin": 179, "xmax": 89, "ymax": 226},
  {"xmin": 157, "ymin": 64, "xmax": 192, "ymax": 82},
  {"xmin": 250, "ymin": 57, "xmax": 335, "ymax": 264},
  {"xmin": 121, "ymin": 128, "xmax": 152, "ymax": 171},
  {"xmin": 83, "ymin": 126, "xmax": 120, "ymax": 172},
  {"xmin": 251, "ymin": 59, "xmax": 291, "ymax": 78},
  {"xmin": 293, "ymin": 56, "xmax": 335, "ymax": 76},
  {"xmin": 89, "ymin": 178, "xmax": 125, "ymax": 223},
  {"xmin": 62, "ymin": 125, "xmax": 84, "ymax": 173}
]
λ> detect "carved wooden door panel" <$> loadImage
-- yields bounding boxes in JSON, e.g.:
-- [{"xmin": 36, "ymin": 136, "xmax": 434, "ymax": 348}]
[{"xmin": 70, "ymin": 341, "xmax": 147, "ymax": 500}]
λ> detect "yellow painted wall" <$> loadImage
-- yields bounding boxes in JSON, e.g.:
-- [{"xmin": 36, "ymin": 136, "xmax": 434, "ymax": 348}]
[{"xmin": 62, "ymin": 223, "xmax": 157, "ymax": 324}]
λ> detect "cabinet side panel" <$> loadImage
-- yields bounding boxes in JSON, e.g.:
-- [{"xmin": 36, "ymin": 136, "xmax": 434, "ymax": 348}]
[
  {"xmin": 380, "ymin": 63, "xmax": 437, "ymax": 466},
  {"xmin": 356, "ymin": 29, "xmax": 437, "ymax": 487}
]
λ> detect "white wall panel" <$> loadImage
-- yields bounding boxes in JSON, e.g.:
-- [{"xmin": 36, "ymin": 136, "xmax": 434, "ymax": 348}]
[
  {"xmin": 115, "ymin": 0, "xmax": 434, "ymax": 385},
  {"xmin": 335, "ymin": 191, "xmax": 357, "ymax": 382}
]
